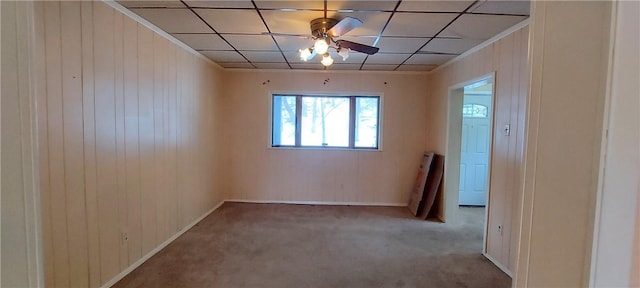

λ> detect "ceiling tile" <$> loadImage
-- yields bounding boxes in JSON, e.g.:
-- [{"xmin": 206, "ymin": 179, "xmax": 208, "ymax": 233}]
[
  {"xmin": 397, "ymin": 1, "xmax": 474, "ymax": 12},
  {"xmin": 130, "ymin": 8, "xmax": 211, "ymax": 33},
  {"xmin": 376, "ymin": 37, "xmax": 428, "ymax": 53},
  {"xmin": 405, "ymin": 54, "xmax": 455, "ymax": 65},
  {"xmin": 327, "ymin": 1, "xmax": 397, "ymax": 11},
  {"xmin": 396, "ymin": 64, "xmax": 437, "ymax": 71},
  {"xmin": 470, "ymin": 0, "xmax": 530, "ymax": 15},
  {"xmin": 361, "ymin": 64, "xmax": 396, "ymax": 71},
  {"xmin": 420, "ymin": 38, "xmax": 484, "ymax": 54},
  {"xmin": 240, "ymin": 51, "xmax": 286, "ymax": 62},
  {"xmin": 261, "ymin": 10, "xmax": 324, "ymax": 35},
  {"xmin": 219, "ymin": 62, "xmax": 255, "ymax": 68},
  {"xmin": 364, "ymin": 53, "xmax": 410, "ymax": 64},
  {"xmin": 273, "ymin": 36, "xmax": 315, "ymax": 52},
  {"xmin": 184, "ymin": 1, "xmax": 254, "ymax": 8},
  {"xmin": 290, "ymin": 63, "xmax": 326, "ymax": 70},
  {"xmin": 200, "ymin": 50, "xmax": 247, "ymax": 62},
  {"xmin": 326, "ymin": 63, "xmax": 363, "ymax": 70},
  {"xmin": 118, "ymin": 1, "xmax": 186, "ymax": 8},
  {"xmin": 383, "ymin": 12, "xmax": 458, "ymax": 37},
  {"xmin": 196, "ymin": 9, "xmax": 266, "ymax": 34},
  {"xmin": 254, "ymin": 62, "xmax": 291, "ymax": 69},
  {"xmin": 326, "ymin": 11, "xmax": 391, "ymax": 36},
  {"xmin": 443, "ymin": 14, "xmax": 527, "ymax": 39},
  {"xmin": 284, "ymin": 51, "xmax": 307, "ymax": 63},
  {"xmin": 255, "ymin": 1, "xmax": 324, "ymax": 9},
  {"xmin": 172, "ymin": 33, "xmax": 231, "ymax": 50},
  {"xmin": 223, "ymin": 34, "xmax": 277, "ymax": 50}
]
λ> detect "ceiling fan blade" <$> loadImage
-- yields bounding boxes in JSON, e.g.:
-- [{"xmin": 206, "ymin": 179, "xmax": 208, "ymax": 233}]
[
  {"xmin": 327, "ymin": 17, "xmax": 362, "ymax": 37},
  {"xmin": 336, "ymin": 40, "xmax": 379, "ymax": 55}
]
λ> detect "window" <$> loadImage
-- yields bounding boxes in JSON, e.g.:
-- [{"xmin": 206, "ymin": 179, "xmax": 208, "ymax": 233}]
[
  {"xmin": 462, "ymin": 104, "xmax": 488, "ymax": 118},
  {"xmin": 272, "ymin": 94, "xmax": 380, "ymax": 149}
]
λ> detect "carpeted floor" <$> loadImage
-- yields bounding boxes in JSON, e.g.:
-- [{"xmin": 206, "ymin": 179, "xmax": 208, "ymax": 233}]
[{"xmin": 113, "ymin": 202, "xmax": 510, "ymax": 288}]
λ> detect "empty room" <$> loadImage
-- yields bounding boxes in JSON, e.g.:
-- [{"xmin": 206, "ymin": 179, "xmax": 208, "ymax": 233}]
[{"xmin": 2, "ymin": 0, "xmax": 638, "ymax": 288}]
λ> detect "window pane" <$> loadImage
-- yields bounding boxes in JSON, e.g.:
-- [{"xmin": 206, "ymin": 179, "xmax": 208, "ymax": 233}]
[
  {"xmin": 462, "ymin": 104, "xmax": 488, "ymax": 118},
  {"xmin": 355, "ymin": 97, "xmax": 379, "ymax": 148},
  {"xmin": 300, "ymin": 97, "xmax": 350, "ymax": 147},
  {"xmin": 272, "ymin": 95, "xmax": 296, "ymax": 146}
]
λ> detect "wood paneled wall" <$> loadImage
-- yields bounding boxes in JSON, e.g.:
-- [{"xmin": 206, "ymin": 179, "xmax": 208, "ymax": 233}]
[
  {"xmin": 222, "ymin": 70, "xmax": 430, "ymax": 205},
  {"xmin": 33, "ymin": 2, "xmax": 224, "ymax": 287},
  {"xmin": 1, "ymin": 1, "xmax": 44, "ymax": 287},
  {"xmin": 427, "ymin": 25, "xmax": 530, "ymax": 274},
  {"xmin": 516, "ymin": 2, "xmax": 611, "ymax": 286}
]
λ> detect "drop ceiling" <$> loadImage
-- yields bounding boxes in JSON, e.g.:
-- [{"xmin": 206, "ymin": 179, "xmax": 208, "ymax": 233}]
[{"xmin": 118, "ymin": 0, "xmax": 529, "ymax": 71}]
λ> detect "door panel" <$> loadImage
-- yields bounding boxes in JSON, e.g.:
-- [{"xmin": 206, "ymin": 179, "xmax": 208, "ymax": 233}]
[{"xmin": 459, "ymin": 94, "xmax": 492, "ymax": 206}]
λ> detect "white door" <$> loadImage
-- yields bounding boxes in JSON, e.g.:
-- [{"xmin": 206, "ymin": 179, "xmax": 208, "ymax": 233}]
[{"xmin": 459, "ymin": 94, "xmax": 492, "ymax": 206}]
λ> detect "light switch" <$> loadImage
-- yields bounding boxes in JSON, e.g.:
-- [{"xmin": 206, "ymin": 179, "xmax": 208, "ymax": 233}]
[{"xmin": 503, "ymin": 124, "xmax": 511, "ymax": 136}]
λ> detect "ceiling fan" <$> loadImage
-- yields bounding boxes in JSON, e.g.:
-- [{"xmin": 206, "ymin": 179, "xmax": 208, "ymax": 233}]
[
  {"xmin": 267, "ymin": 16, "xmax": 379, "ymax": 67},
  {"xmin": 303, "ymin": 17, "xmax": 379, "ymax": 66}
]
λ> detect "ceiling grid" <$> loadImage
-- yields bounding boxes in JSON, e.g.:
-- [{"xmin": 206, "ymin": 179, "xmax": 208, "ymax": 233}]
[{"xmin": 121, "ymin": 0, "xmax": 530, "ymax": 71}]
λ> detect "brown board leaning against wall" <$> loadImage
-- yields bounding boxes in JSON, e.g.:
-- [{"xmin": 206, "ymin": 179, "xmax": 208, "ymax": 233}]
[
  {"xmin": 418, "ymin": 154, "xmax": 444, "ymax": 219},
  {"xmin": 408, "ymin": 153, "xmax": 434, "ymax": 216}
]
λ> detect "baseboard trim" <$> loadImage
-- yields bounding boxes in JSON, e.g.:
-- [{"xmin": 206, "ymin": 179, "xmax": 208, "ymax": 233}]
[
  {"xmin": 226, "ymin": 199, "xmax": 407, "ymax": 207},
  {"xmin": 100, "ymin": 200, "xmax": 225, "ymax": 288},
  {"xmin": 483, "ymin": 252, "xmax": 513, "ymax": 278}
]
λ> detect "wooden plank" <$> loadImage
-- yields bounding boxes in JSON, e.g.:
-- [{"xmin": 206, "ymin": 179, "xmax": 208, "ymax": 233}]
[
  {"xmin": 31, "ymin": 1, "xmax": 55, "ymax": 286},
  {"xmin": 93, "ymin": 2, "xmax": 120, "ymax": 282},
  {"xmin": 137, "ymin": 24, "xmax": 157, "ymax": 255},
  {"xmin": 167, "ymin": 43, "xmax": 179, "ymax": 234},
  {"xmin": 419, "ymin": 154, "xmax": 445, "ymax": 220},
  {"xmin": 153, "ymin": 33, "xmax": 168, "ymax": 243},
  {"xmin": 80, "ymin": 1, "xmax": 102, "ymax": 286},
  {"xmin": 175, "ymin": 49, "xmax": 184, "ymax": 229},
  {"xmin": 407, "ymin": 153, "xmax": 434, "ymax": 216},
  {"xmin": 113, "ymin": 9, "xmax": 129, "ymax": 271},
  {"xmin": 123, "ymin": 17, "xmax": 142, "ymax": 266},
  {"xmin": 60, "ymin": 2, "xmax": 90, "ymax": 286},
  {"xmin": 43, "ymin": 2, "xmax": 71, "ymax": 286},
  {"xmin": 2, "ymin": 2, "xmax": 29, "ymax": 284}
]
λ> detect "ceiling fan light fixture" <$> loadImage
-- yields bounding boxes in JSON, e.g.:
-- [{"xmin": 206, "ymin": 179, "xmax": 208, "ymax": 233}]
[
  {"xmin": 314, "ymin": 38, "xmax": 330, "ymax": 55},
  {"xmin": 321, "ymin": 54, "xmax": 334, "ymax": 66},
  {"xmin": 299, "ymin": 48, "xmax": 314, "ymax": 61},
  {"xmin": 338, "ymin": 48, "xmax": 350, "ymax": 61}
]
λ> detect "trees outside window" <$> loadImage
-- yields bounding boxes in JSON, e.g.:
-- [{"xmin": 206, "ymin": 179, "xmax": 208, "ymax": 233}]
[{"xmin": 272, "ymin": 94, "xmax": 380, "ymax": 149}]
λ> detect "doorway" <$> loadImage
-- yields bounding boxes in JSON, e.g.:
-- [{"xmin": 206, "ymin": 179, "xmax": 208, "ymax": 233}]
[
  {"xmin": 443, "ymin": 73, "xmax": 495, "ymax": 254},
  {"xmin": 459, "ymin": 82, "xmax": 493, "ymax": 206}
]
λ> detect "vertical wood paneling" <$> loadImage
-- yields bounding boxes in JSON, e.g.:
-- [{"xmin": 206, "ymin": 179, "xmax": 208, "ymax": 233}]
[
  {"xmin": 33, "ymin": 1, "xmax": 55, "ymax": 286},
  {"xmin": 93, "ymin": 2, "xmax": 120, "ymax": 282},
  {"xmin": 137, "ymin": 23, "xmax": 157, "ymax": 256},
  {"xmin": 123, "ymin": 17, "xmax": 142, "ymax": 266},
  {"xmin": 2, "ymin": 2, "xmax": 32, "ymax": 286},
  {"xmin": 44, "ymin": 3, "xmax": 71, "ymax": 286},
  {"xmin": 60, "ymin": 2, "xmax": 90, "ymax": 286},
  {"xmin": 167, "ymin": 44, "xmax": 179, "ymax": 234},
  {"xmin": 113, "ymin": 10, "xmax": 129, "ymax": 272},
  {"xmin": 427, "ymin": 26, "xmax": 530, "ymax": 274},
  {"xmin": 153, "ymin": 33, "xmax": 167, "ymax": 244},
  {"xmin": 80, "ymin": 1, "xmax": 101, "ymax": 286},
  {"xmin": 36, "ymin": 1, "xmax": 224, "ymax": 287}
]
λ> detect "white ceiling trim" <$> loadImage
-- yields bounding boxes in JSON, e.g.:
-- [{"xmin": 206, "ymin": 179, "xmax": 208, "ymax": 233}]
[
  {"xmin": 429, "ymin": 18, "xmax": 530, "ymax": 74},
  {"xmin": 103, "ymin": 0, "xmax": 223, "ymax": 70}
]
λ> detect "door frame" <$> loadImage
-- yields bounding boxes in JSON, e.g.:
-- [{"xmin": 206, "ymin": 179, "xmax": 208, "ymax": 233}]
[{"xmin": 443, "ymin": 72, "xmax": 496, "ymax": 254}]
